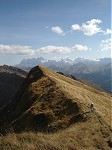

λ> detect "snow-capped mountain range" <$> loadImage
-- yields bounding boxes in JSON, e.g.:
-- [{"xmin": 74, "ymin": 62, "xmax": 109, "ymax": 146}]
[{"xmin": 16, "ymin": 57, "xmax": 111, "ymax": 68}]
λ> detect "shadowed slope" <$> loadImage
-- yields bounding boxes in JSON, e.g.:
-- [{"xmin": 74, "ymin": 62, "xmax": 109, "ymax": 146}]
[
  {"xmin": 0, "ymin": 66, "xmax": 83, "ymax": 133},
  {"xmin": 0, "ymin": 65, "xmax": 27, "ymax": 108}
]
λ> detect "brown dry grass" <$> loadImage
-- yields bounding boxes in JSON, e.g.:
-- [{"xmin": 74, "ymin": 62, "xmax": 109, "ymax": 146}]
[
  {"xmin": 0, "ymin": 117, "xmax": 111, "ymax": 150},
  {"xmin": 41, "ymin": 66, "xmax": 111, "ymax": 126},
  {"xmin": 0, "ymin": 66, "xmax": 111, "ymax": 150}
]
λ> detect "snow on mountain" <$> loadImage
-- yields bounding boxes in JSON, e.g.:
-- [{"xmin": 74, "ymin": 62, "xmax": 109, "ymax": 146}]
[{"xmin": 16, "ymin": 57, "xmax": 111, "ymax": 68}]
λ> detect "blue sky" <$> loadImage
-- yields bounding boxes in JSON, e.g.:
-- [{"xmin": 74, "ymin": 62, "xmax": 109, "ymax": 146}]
[{"xmin": 0, "ymin": 0, "xmax": 111, "ymax": 65}]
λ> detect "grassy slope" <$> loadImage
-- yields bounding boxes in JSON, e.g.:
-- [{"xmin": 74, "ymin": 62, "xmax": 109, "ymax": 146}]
[
  {"xmin": 0, "ymin": 66, "xmax": 111, "ymax": 150},
  {"xmin": 42, "ymin": 66, "xmax": 111, "ymax": 126}
]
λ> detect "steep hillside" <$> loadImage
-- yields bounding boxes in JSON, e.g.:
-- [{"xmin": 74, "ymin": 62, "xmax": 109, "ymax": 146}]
[
  {"xmin": 0, "ymin": 65, "xmax": 27, "ymax": 107},
  {"xmin": 0, "ymin": 66, "xmax": 111, "ymax": 150}
]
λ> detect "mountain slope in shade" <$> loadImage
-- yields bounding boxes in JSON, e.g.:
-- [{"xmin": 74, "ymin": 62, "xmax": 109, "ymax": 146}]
[
  {"xmin": 0, "ymin": 65, "xmax": 27, "ymax": 107},
  {"xmin": 0, "ymin": 66, "xmax": 111, "ymax": 150},
  {"xmin": 0, "ymin": 65, "xmax": 27, "ymax": 77}
]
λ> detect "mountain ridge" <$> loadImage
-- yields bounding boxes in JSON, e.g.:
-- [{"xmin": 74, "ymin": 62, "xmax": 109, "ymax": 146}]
[{"xmin": 0, "ymin": 65, "xmax": 111, "ymax": 149}]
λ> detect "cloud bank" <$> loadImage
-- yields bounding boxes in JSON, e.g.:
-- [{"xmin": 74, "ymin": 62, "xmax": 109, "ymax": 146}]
[
  {"xmin": 37, "ymin": 46, "xmax": 70, "ymax": 53},
  {"xmin": 35, "ymin": 44, "xmax": 91, "ymax": 54},
  {"xmin": 0, "ymin": 44, "xmax": 35, "ymax": 55},
  {"xmin": 0, "ymin": 44, "xmax": 91, "ymax": 55}
]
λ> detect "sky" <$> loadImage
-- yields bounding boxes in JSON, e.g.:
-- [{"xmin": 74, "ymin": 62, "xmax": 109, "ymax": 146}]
[{"xmin": 0, "ymin": 0, "xmax": 111, "ymax": 65}]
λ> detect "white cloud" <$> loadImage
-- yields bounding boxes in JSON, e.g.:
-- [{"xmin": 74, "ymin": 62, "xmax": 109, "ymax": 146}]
[
  {"xmin": 0, "ymin": 44, "xmax": 36, "ymax": 55},
  {"xmin": 37, "ymin": 46, "xmax": 70, "ymax": 53},
  {"xmin": 104, "ymin": 29, "xmax": 112, "ymax": 35},
  {"xmin": 37, "ymin": 44, "xmax": 91, "ymax": 54},
  {"xmin": 82, "ymin": 19, "xmax": 103, "ymax": 36},
  {"xmin": 71, "ymin": 24, "xmax": 80, "ymax": 30},
  {"xmin": 51, "ymin": 26, "xmax": 64, "ymax": 35},
  {"xmin": 86, "ymin": 19, "xmax": 102, "ymax": 25},
  {"xmin": 100, "ymin": 39, "xmax": 111, "ymax": 51},
  {"xmin": 71, "ymin": 19, "xmax": 103, "ymax": 36},
  {"xmin": 72, "ymin": 44, "xmax": 91, "ymax": 51}
]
